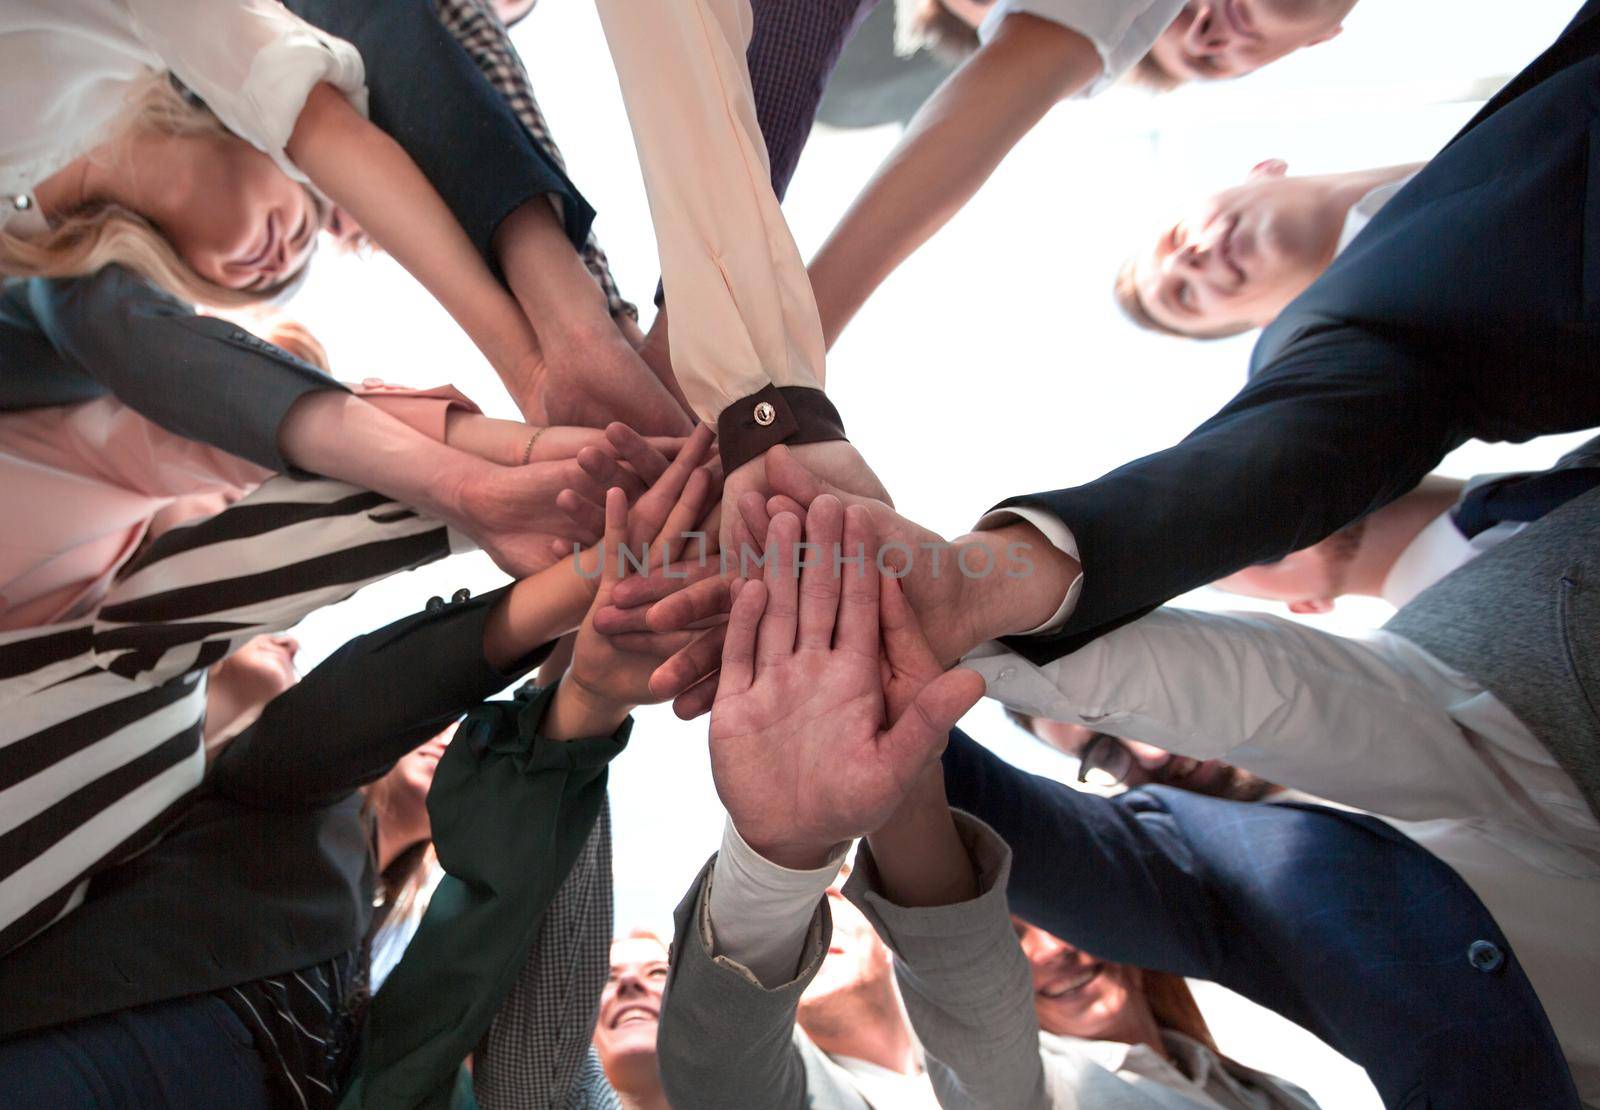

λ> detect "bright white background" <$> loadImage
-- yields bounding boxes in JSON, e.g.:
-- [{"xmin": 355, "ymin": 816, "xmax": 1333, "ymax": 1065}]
[{"xmin": 278, "ymin": 2, "xmax": 1589, "ymax": 1105}]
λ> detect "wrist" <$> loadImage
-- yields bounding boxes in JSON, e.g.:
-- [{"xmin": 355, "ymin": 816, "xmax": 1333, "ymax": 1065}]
[
  {"xmin": 955, "ymin": 522, "xmax": 1079, "ymax": 645},
  {"xmin": 544, "ymin": 673, "xmax": 631, "ymax": 741},
  {"xmin": 738, "ymin": 832, "xmax": 836, "ymax": 872}
]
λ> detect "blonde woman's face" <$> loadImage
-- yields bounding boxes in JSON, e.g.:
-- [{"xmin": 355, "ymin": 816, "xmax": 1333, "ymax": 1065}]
[{"xmin": 162, "ymin": 136, "xmax": 319, "ymax": 293}]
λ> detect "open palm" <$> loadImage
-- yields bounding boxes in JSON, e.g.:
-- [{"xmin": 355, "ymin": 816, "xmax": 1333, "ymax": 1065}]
[{"xmin": 708, "ymin": 497, "xmax": 983, "ymax": 870}]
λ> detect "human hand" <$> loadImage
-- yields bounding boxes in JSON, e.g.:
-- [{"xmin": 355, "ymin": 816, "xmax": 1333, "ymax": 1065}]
[
  {"xmin": 763, "ymin": 445, "xmax": 1077, "ymax": 666},
  {"xmin": 707, "ymin": 496, "xmax": 984, "ymax": 870},
  {"xmin": 542, "ymin": 427, "xmax": 720, "ymax": 739},
  {"xmin": 525, "ymin": 316, "xmax": 693, "ymax": 436},
  {"xmin": 719, "ymin": 438, "xmax": 892, "ymax": 556},
  {"xmin": 633, "ymin": 307, "xmax": 694, "ymax": 422},
  {"xmin": 451, "ymin": 447, "xmax": 649, "ymax": 578},
  {"xmin": 445, "ymin": 409, "xmax": 684, "ymax": 469}
]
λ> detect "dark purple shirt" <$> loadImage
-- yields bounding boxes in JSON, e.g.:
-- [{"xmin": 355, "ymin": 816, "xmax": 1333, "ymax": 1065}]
[{"xmin": 748, "ymin": 0, "xmax": 881, "ymax": 198}]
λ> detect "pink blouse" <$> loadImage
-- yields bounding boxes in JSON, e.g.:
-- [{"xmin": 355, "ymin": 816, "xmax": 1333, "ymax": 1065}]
[{"xmin": 0, "ymin": 381, "xmax": 475, "ymax": 630}]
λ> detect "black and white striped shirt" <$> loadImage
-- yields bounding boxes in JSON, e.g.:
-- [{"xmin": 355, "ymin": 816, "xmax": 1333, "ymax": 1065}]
[{"xmin": 0, "ymin": 475, "xmax": 453, "ymax": 954}]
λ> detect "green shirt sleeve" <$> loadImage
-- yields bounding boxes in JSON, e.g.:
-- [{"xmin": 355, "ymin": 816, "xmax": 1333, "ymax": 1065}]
[{"xmin": 338, "ymin": 684, "xmax": 631, "ymax": 1110}]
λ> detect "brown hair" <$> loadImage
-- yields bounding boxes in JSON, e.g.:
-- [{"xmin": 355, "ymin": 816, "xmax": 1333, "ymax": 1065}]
[
  {"xmin": 0, "ymin": 74, "xmax": 319, "ymax": 309},
  {"xmin": 1112, "ymin": 255, "xmax": 1254, "ymax": 342},
  {"xmin": 1143, "ymin": 969, "xmax": 1219, "ymax": 1053},
  {"xmin": 361, "ymin": 775, "xmax": 438, "ymax": 945},
  {"xmin": 260, "ymin": 318, "xmax": 331, "ymax": 373}
]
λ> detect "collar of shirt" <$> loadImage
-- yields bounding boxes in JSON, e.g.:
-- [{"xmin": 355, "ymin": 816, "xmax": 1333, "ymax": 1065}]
[
  {"xmin": 1379, "ymin": 509, "xmax": 1479, "ymax": 608},
  {"xmin": 1336, "ymin": 172, "xmax": 1421, "ymax": 256},
  {"xmin": 826, "ymin": 1050, "xmax": 938, "ymax": 1107},
  {"xmin": 1042, "ymin": 1030, "xmax": 1300, "ymax": 1108}
]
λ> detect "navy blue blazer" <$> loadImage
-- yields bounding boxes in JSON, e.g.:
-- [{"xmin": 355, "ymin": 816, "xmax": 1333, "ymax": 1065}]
[
  {"xmin": 1002, "ymin": 0, "xmax": 1600, "ymax": 659},
  {"xmin": 940, "ymin": 729, "xmax": 1580, "ymax": 1108}
]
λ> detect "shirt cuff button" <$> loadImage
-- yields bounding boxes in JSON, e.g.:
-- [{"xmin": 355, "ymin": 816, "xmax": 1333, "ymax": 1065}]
[{"xmin": 753, "ymin": 401, "xmax": 776, "ymax": 427}]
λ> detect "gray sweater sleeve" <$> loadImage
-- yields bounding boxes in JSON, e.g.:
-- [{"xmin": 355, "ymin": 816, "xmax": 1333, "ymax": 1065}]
[
  {"xmin": 844, "ymin": 812, "xmax": 1051, "ymax": 1110},
  {"xmin": 657, "ymin": 855, "xmax": 871, "ymax": 1110}
]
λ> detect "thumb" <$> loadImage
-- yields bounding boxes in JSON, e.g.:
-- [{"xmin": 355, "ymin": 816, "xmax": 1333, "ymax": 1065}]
[
  {"xmin": 765, "ymin": 443, "xmax": 834, "ymax": 507},
  {"xmin": 881, "ymin": 668, "xmax": 986, "ymax": 769}
]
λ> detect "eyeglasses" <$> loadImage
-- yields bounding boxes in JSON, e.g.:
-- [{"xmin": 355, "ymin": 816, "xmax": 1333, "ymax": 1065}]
[{"xmin": 1075, "ymin": 732, "xmax": 1137, "ymax": 788}]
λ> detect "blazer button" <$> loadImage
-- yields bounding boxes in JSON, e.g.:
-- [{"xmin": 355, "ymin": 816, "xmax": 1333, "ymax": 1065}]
[
  {"xmin": 425, "ymin": 595, "xmax": 446, "ymax": 613},
  {"xmin": 1468, "ymin": 940, "xmax": 1504, "ymax": 973},
  {"xmin": 452, "ymin": 588, "xmax": 472, "ymax": 604},
  {"xmin": 753, "ymin": 401, "xmax": 776, "ymax": 426}
]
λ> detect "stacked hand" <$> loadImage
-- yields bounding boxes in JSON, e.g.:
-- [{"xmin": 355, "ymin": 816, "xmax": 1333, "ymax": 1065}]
[
  {"xmin": 590, "ymin": 443, "xmax": 1080, "ymax": 714},
  {"xmin": 706, "ymin": 495, "xmax": 985, "ymax": 870},
  {"xmin": 542, "ymin": 425, "xmax": 722, "ymax": 738},
  {"xmin": 451, "ymin": 422, "xmax": 694, "ymax": 578}
]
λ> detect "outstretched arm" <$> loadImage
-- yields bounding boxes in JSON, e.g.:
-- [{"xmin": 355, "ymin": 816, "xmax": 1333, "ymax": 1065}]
[
  {"xmin": 591, "ymin": 0, "xmax": 850, "ymax": 478},
  {"xmin": 1003, "ymin": 329, "xmax": 1465, "ymax": 659},
  {"xmin": 939, "ymin": 728, "xmax": 1231, "ymax": 979},
  {"xmin": 809, "ymin": 14, "xmax": 1100, "ymax": 347}
]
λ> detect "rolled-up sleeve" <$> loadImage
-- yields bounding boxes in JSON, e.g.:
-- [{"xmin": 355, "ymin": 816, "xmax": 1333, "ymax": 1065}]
[
  {"xmin": 978, "ymin": 0, "xmax": 1185, "ymax": 97},
  {"xmin": 123, "ymin": 0, "xmax": 368, "ymax": 182}
]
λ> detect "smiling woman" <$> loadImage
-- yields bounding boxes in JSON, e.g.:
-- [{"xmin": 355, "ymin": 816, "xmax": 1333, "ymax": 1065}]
[
  {"xmin": 594, "ymin": 931, "xmax": 671, "ymax": 1107},
  {"xmin": 3, "ymin": 76, "xmax": 322, "ymax": 307}
]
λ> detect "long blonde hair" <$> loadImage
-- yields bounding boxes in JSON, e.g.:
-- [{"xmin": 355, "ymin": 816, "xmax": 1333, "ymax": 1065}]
[{"xmin": 0, "ymin": 74, "xmax": 319, "ymax": 308}]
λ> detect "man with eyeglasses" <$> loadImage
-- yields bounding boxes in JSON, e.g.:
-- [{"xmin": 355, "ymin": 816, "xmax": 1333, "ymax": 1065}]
[
  {"xmin": 964, "ymin": 485, "xmax": 1600, "ymax": 1104},
  {"xmin": 1005, "ymin": 709, "xmax": 1281, "ymax": 802}
]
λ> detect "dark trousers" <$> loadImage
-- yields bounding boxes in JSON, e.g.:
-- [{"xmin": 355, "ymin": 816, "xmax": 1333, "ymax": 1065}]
[{"xmin": 0, "ymin": 994, "xmax": 272, "ymax": 1110}]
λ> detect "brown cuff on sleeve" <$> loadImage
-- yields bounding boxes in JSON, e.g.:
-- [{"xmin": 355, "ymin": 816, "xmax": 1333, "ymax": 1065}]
[{"xmin": 717, "ymin": 385, "xmax": 847, "ymax": 474}]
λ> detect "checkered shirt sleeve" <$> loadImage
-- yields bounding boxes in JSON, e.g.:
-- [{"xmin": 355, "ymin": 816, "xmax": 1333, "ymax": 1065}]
[
  {"xmin": 475, "ymin": 799, "xmax": 621, "ymax": 1110},
  {"xmin": 748, "ymin": 0, "xmax": 879, "ymax": 199},
  {"xmin": 434, "ymin": 0, "xmax": 637, "ymax": 321}
]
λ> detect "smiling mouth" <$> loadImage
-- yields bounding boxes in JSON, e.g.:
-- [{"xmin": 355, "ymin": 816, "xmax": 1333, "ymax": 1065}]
[
  {"xmin": 1040, "ymin": 963, "xmax": 1103, "ymax": 999},
  {"xmin": 240, "ymin": 216, "xmax": 278, "ymax": 271},
  {"xmin": 609, "ymin": 1005, "xmax": 659, "ymax": 1029}
]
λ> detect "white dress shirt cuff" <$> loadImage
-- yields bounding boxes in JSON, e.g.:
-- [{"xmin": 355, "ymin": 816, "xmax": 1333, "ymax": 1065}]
[
  {"xmin": 976, "ymin": 506, "xmax": 1082, "ymax": 635},
  {"xmin": 704, "ymin": 819, "xmax": 848, "ymax": 989}
]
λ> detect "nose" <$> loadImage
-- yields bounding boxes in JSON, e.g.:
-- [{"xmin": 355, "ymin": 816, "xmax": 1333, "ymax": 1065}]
[
  {"xmin": 1026, "ymin": 927, "xmax": 1070, "ymax": 969},
  {"xmin": 1184, "ymin": 3, "xmax": 1230, "ymax": 54},
  {"xmin": 616, "ymin": 970, "xmax": 651, "ymax": 998}
]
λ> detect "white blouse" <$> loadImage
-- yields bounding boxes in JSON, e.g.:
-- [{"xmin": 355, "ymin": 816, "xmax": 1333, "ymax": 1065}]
[
  {"xmin": 979, "ymin": 0, "xmax": 1187, "ymax": 98},
  {"xmin": 1, "ymin": 0, "xmax": 367, "ymax": 228}
]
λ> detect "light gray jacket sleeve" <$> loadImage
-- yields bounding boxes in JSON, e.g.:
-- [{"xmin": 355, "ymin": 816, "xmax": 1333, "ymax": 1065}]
[
  {"xmin": 843, "ymin": 812, "xmax": 1050, "ymax": 1110},
  {"xmin": 657, "ymin": 855, "xmax": 871, "ymax": 1110}
]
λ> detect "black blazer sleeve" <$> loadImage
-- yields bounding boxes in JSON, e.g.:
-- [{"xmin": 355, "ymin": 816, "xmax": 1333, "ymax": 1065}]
[
  {"xmin": 8, "ymin": 267, "xmax": 345, "ymax": 470},
  {"xmin": 940, "ymin": 729, "xmax": 1230, "ymax": 981},
  {"xmin": 1000, "ymin": 325, "xmax": 1467, "ymax": 662},
  {"xmin": 206, "ymin": 585, "xmax": 553, "ymax": 810}
]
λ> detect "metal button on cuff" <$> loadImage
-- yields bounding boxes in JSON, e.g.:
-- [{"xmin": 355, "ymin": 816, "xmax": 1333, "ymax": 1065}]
[
  {"xmin": 753, "ymin": 401, "xmax": 776, "ymax": 427},
  {"xmin": 452, "ymin": 588, "xmax": 472, "ymax": 604},
  {"xmin": 1468, "ymin": 940, "xmax": 1504, "ymax": 972},
  {"xmin": 425, "ymin": 595, "xmax": 446, "ymax": 613}
]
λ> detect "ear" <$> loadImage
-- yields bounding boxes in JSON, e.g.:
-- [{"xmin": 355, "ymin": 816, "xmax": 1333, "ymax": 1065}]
[
  {"xmin": 1288, "ymin": 598, "xmax": 1335, "ymax": 614},
  {"xmin": 1249, "ymin": 158, "xmax": 1289, "ymax": 179}
]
